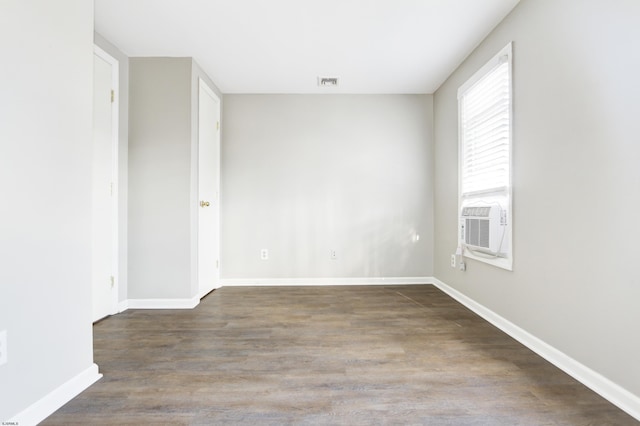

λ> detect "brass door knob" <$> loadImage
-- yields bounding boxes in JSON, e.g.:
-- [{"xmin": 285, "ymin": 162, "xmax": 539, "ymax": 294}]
[{"xmin": 200, "ymin": 201, "xmax": 210, "ymax": 207}]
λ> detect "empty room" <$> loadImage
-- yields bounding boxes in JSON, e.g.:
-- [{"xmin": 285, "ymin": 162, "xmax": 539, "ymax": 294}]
[{"xmin": 1, "ymin": 0, "xmax": 639, "ymax": 424}]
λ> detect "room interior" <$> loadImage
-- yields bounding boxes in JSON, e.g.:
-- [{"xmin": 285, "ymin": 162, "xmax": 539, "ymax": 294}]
[{"xmin": 1, "ymin": 0, "xmax": 639, "ymax": 423}]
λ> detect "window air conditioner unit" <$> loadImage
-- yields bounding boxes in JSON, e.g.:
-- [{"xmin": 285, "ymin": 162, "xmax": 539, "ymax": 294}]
[{"xmin": 460, "ymin": 204, "xmax": 507, "ymax": 255}]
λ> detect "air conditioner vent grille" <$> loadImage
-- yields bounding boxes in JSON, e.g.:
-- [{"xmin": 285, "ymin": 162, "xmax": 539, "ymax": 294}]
[
  {"xmin": 464, "ymin": 218, "xmax": 491, "ymax": 249},
  {"xmin": 479, "ymin": 220, "xmax": 490, "ymax": 248}
]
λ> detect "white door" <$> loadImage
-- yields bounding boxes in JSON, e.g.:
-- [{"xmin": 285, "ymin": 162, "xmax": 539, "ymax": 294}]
[
  {"xmin": 92, "ymin": 48, "xmax": 118, "ymax": 322},
  {"xmin": 198, "ymin": 79, "xmax": 221, "ymax": 298}
]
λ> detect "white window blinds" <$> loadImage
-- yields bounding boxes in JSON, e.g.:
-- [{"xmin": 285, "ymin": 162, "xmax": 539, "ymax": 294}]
[{"xmin": 459, "ymin": 55, "xmax": 511, "ymax": 196}]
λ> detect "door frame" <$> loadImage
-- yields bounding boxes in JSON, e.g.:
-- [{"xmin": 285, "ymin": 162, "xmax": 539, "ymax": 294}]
[
  {"xmin": 197, "ymin": 78, "xmax": 221, "ymax": 298},
  {"xmin": 93, "ymin": 44, "xmax": 119, "ymax": 317}
]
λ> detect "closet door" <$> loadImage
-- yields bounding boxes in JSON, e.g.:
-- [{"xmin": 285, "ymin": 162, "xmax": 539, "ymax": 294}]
[
  {"xmin": 92, "ymin": 47, "xmax": 118, "ymax": 321},
  {"xmin": 197, "ymin": 79, "xmax": 220, "ymax": 298}
]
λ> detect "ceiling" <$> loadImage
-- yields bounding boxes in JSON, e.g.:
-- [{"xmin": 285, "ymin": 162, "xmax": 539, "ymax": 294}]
[{"xmin": 94, "ymin": 0, "xmax": 520, "ymax": 94}]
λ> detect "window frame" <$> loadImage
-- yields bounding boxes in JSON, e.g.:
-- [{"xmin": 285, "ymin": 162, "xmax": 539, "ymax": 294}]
[{"xmin": 457, "ymin": 42, "xmax": 513, "ymax": 271}]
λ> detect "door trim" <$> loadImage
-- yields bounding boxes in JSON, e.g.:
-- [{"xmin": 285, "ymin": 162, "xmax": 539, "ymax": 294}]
[{"xmin": 93, "ymin": 44, "xmax": 119, "ymax": 317}]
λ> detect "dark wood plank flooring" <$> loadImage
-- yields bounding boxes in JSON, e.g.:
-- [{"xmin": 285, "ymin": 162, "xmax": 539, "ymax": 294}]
[{"xmin": 43, "ymin": 285, "xmax": 637, "ymax": 425}]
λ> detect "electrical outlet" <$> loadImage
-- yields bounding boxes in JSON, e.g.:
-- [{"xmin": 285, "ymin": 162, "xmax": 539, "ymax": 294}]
[
  {"xmin": 450, "ymin": 254, "xmax": 456, "ymax": 268},
  {"xmin": 330, "ymin": 249, "xmax": 337, "ymax": 260},
  {"xmin": 0, "ymin": 330, "xmax": 7, "ymax": 366},
  {"xmin": 260, "ymin": 249, "xmax": 269, "ymax": 260}
]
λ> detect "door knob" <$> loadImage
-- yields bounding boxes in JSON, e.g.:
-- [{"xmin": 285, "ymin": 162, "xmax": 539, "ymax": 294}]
[{"xmin": 200, "ymin": 201, "xmax": 210, "ymax": 207}]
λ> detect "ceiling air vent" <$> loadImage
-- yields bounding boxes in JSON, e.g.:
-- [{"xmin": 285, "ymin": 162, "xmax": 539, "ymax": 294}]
[{"xmin": 318, "ymin": 77, "xmax": 339, "ymax": 87}]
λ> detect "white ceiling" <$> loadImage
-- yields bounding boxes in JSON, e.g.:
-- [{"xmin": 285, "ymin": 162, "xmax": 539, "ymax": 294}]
[{"xmin": 94, "ymin": 0, "xmax": 520, "ymax": 94}]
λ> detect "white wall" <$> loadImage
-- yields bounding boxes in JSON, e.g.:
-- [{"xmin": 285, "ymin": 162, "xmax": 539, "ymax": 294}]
[
  {"xmin": 0, "ymin": 0, "xmax": 97, "ymax": 420},
  {"xmin": 222, "ymin": 95, "xmax": 433, "ymax": 280},
  {"xmin": 434, "ymin": 0, "xmax": 640, "ymax": 398},
  {"xmin": 94, "ymin": 33, "xmax": 129, "ymax": 304}
]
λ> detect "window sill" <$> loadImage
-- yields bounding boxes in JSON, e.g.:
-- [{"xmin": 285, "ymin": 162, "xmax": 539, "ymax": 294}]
[{"xmin": 463, "ymin": 247, "xmax": 513, "ymax": 271}]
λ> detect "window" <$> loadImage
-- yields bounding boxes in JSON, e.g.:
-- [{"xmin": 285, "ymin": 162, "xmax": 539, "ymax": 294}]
[{"xmin": 458, "ymin": 43, "xmax": 513, "ymax": 270}]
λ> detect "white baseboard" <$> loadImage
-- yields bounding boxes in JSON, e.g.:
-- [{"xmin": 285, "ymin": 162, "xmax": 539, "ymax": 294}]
[
  {"xmin": 9, "ymin": 363, "xmax": 102, "ymax": 425},
  {"xmin": 125, "ymin": 296, "xmax": 200, "ymax": 309},
  {"xmin": 220, "ymin": 277, "xmax": 433, "ymax": 287},
  {"xmin": 117, "ymin": 299, "xmax": 129, "ymax": 313},
  {"xmin": 432, "ymin": 278, "xmax": 640, "ymax": 421}
]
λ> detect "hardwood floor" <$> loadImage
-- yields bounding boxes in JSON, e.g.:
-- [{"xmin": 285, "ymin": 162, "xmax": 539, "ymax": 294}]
[{"xmin": 43, "ymin": 285, "xmax": 636, "ymax": 425}]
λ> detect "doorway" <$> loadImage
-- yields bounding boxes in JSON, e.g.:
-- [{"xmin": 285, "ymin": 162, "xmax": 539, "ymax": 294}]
[
  {"xmin": 197, "ymin": 79, "xmax": 221, "ymax": 298},
  {"xmin": 92, "ymin": 45, "xmax": 119, "ymax": 322}
]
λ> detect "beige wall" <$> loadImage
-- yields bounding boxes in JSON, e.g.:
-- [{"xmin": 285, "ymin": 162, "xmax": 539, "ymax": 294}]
[
  {"xmin": 0, "ymin": 0, "xmax": 95, "ymax": 419},
  {"xmin": 129, "ymin": 58, "xmax": 193, "ymax": 299},
  {"xmin": 434, "ymin": 0, "xmax": 640, "ymax": 396},
  {"xmin": 221, "ymin": 95, "xmax": 434, "ymax": 280}
]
